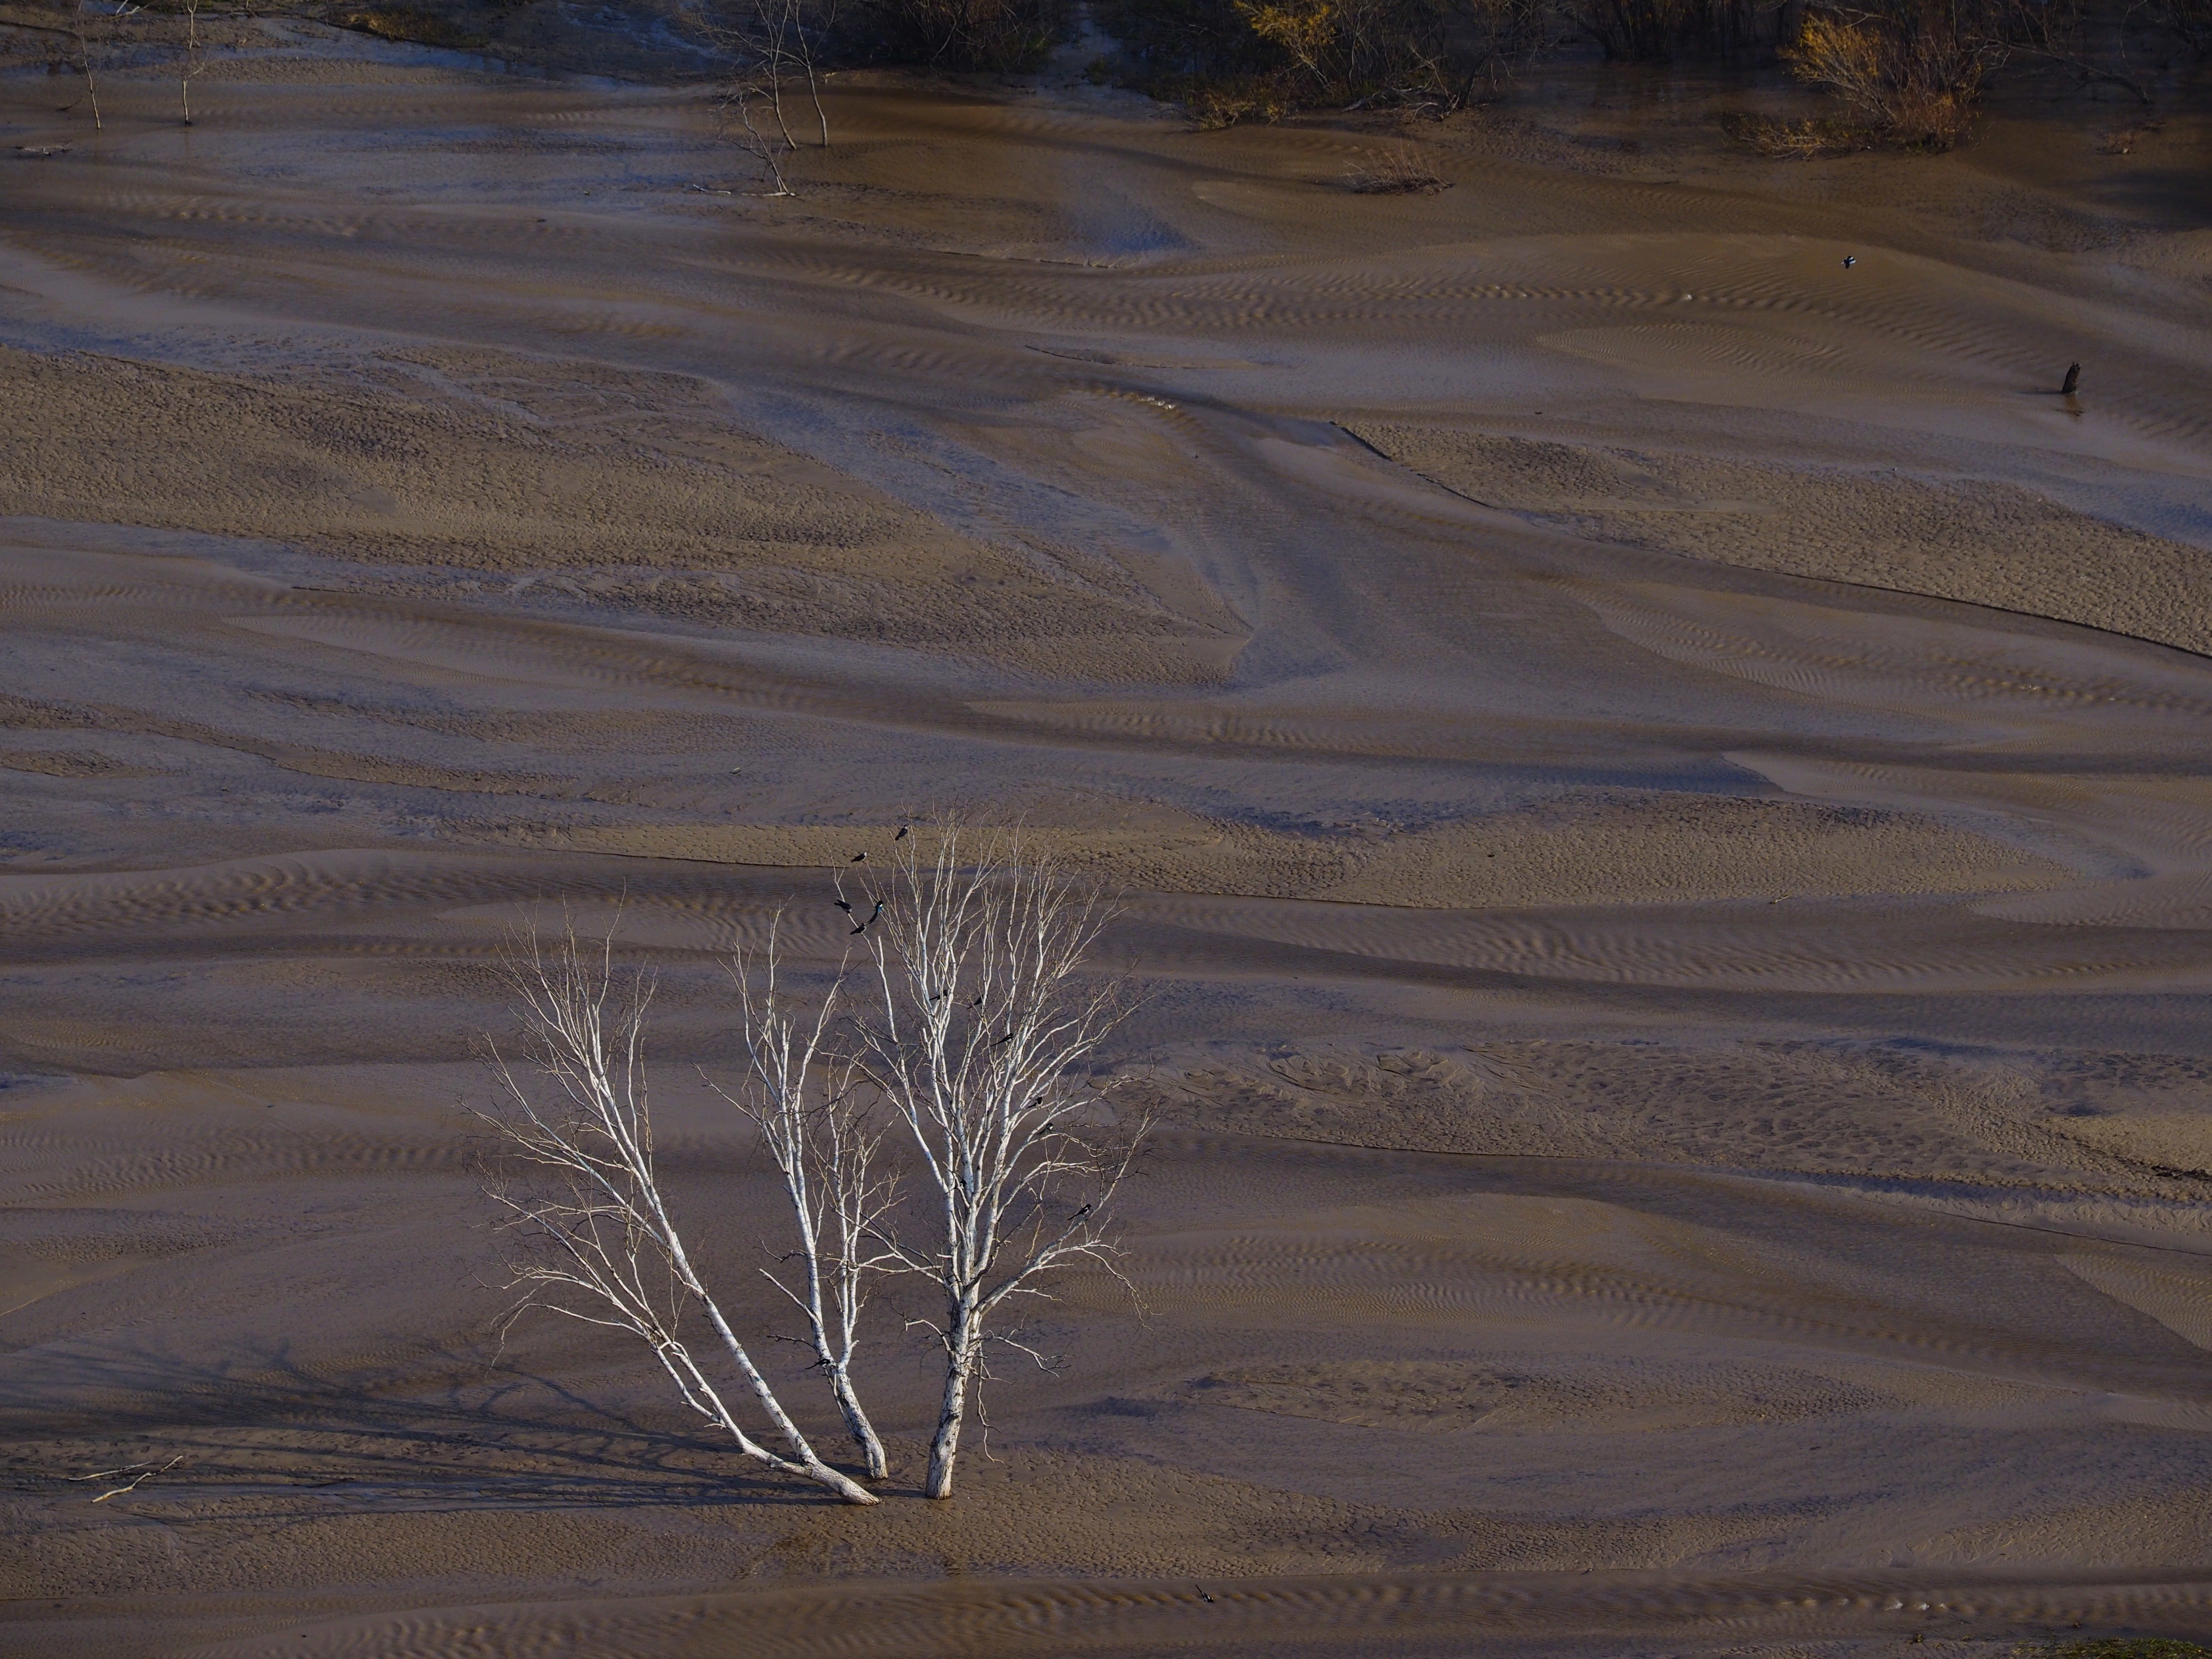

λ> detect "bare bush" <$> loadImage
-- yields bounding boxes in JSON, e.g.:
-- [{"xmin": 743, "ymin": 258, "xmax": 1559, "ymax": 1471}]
[
  {"xmin": 1243, "ymin": 0, "xmax": 1546, "ymax": 106},
  {"xmin": 483, "ymin": 925, "xmax": 878, "ymax": 1504},
  {"xmin": 845, "ymin": 824, "xmax": 1142, "ymax": 1500}
]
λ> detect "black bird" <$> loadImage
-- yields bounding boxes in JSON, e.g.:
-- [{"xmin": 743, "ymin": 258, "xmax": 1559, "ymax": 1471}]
[
  {"xmin": 895, "ymin": 826, "xmax": 909, "ymax": 841},
  {"xmin": 834, "ymin": 899, "xmax": 853, "ymax": 914},
  {"xmin": 850, "ymin": 900, "xmax": 884, "ymax": 935},
  {"xmin": 1841, "ymin": 254, "xmax": 1856, "ymax": 268},
  {"xmin": 851, "ymin": 852, "xmax": 867, "ymax": 863},
  {"xmin": 969, "ymin": 993, "xmax": 985, "ymax": 1007},
  {"xmin": 2062, "ymin": 361, "xmax": 2081, "ymax": 396}
]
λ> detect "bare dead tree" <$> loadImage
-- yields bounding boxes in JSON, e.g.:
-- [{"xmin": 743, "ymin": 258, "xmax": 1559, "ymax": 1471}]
[
  {"xmin": 481, "ymin": 924, "xmax": 878, "ymax": 1505},
  {"xmin": 709, "ymin": 918, "xmax": 897, "ymax": 1480},
  {"xmin": 846, "ymin": 823, "xmax": 1142, "ymax": 1501}
]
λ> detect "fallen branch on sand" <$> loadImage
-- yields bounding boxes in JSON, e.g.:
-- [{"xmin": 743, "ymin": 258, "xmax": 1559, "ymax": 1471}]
[{"xmin": 67, "ymin": 1454, "xmax": 183, "ymax": 1502}]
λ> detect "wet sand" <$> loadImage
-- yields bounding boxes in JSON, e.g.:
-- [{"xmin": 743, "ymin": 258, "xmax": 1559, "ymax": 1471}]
[{"xmin": 3, "ymin": 28, "xmax": 2212, "ymax": 1658}]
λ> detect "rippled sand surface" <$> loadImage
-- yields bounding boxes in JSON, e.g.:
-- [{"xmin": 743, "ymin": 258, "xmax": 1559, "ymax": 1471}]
[{"xmin": 4, "ymin": 32, "xmax": 2212, "ymax": 1658}]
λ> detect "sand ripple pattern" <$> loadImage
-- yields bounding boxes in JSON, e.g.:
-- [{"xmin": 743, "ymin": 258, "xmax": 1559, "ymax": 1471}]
[
  {"xmin": 1129, "ymin": 892, "xmax": 2202, "ymax": 993},
  {"xmin": 181, "ymin": 1570, "xmax": 2212, "ymax": 1659}
]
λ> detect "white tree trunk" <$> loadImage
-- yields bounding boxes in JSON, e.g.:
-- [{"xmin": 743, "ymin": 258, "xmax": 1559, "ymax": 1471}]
[{"xmin": 926, "ymin": 1301, "xmax": 982, "ymax": 1499}]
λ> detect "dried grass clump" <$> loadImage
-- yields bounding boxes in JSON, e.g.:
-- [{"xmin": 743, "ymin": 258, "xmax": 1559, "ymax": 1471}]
[
  {"xmin": 333, "ymin": 5, "xmax": 490, "ymax": 46},
  {"xmin": 2099, "ymin": 118, "xmax": 2163, "ymax": 154},
  {"xmin": 1183, "ymin": 75, "xmax": 1292, "ymax": 126},
  {"xmin": 1341, "ymin": 146, "xmax": 1451, "ymax": 191},
  {"xmin": 1101, "ymin": 0, "xmax": 1548, "ymax": 123},
  {"xmin": 1717, "ymin": 111, "xmax": 1876, "ymax": 156}
]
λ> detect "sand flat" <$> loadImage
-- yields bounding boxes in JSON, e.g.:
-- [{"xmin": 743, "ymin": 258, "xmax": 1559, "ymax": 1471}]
[{"xmin": 4, "ymin": 30, "xmax": 2212, "ymax": 1659}]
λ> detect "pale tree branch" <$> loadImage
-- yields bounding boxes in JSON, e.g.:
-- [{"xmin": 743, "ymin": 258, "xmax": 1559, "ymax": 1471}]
[{"xmin": 479, "ymin": 918, "xmax": 877, "ymax": 1504}]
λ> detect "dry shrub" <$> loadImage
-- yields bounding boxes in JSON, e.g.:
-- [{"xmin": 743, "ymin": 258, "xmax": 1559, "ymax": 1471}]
[
  {"xmin": 333, "ymin": 5, "xmax": 490, "ymax": 45},
  {"xmin": 1101, "ymin": 0, "xmax": 1546, "ymax": 117},
  {"xmin": 1780, "ymin": 3, "xmax": 2000, "ymax": 149}
]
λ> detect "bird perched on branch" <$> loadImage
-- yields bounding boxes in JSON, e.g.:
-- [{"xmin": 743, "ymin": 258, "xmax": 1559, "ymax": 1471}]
[
  {"xmin": 851, "ymin": 900, "xmax": 883, "ymax": 935},
  {"xmin": 895, "ymin": 826, "xmax": 909, "ymax": 841}
]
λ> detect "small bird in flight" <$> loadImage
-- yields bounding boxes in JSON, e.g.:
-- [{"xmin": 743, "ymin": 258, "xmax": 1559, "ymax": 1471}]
[{"xmin": 1841, "ymin": 254, "xmax": 1857, "ymax": 268}]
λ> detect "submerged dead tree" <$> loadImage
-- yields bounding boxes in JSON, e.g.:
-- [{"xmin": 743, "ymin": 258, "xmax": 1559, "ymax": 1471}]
[
  {"xmin": 482, "ymin": 926, "xmax": 878, "ymax": 1504},
  {"xmin": 847, "ymin": 825, "xmax": 1142, "ymax": 1501}
]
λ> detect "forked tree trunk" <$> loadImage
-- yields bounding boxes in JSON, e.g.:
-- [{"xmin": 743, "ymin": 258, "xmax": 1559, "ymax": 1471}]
[{"xmin": 925, "ymin": 1300, "xmax": 983, "ymax": 1499}]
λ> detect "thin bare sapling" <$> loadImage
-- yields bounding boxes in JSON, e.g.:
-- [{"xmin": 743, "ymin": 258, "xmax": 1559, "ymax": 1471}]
[
  {"xmin": 481, "ymin": 923, "xmax": 878, "ymax": 1504},
  {"xmin": 180, "ymin": 0, "xmax": 204, "ymax": 124},
  {"xmin": 70, "ymin": 0, "xmax": 145, "ymax": 133}
]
